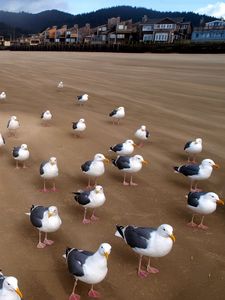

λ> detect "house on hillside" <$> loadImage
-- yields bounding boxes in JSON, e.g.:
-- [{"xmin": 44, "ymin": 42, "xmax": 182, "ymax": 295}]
[
  {"xmin": 92, "ymin": 17, "xmax": 121, "ymax": 44},
  {"xmin": 192, "ymin": 19, "xmax": 225, "ymax": 42},
  {"xmin": 109, "ymin": 19, "xmax": 139, "ymax": 44},
  {"xmin": 140, "ymin": 16, "xmax": 192, "ymax": 43}
]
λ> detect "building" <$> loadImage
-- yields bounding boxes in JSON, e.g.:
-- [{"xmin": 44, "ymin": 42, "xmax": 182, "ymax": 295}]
[
  {"xmin": 192, "ymin": 19, "xmax": 225, "ymax": 42},
  {"xmin": 140, "ymin": 16, "xmax": 192, "ymax": 43}
]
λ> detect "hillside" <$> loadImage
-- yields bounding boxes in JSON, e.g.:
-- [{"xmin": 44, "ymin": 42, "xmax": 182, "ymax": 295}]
[{"xmin": 0, "ymin": 6, "xmax": 215, "ymax": 35}]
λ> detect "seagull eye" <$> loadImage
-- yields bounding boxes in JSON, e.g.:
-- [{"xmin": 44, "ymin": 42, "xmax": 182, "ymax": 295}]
[{"xmin": 163, "ymin": 228, "xmax": 165, "ymax": 231}]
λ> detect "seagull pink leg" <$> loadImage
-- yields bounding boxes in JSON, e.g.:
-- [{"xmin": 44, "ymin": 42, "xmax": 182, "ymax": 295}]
[
  {"xmin": 40, "ymin": 179, "xmax": 49, "ymax": 192},
  {"xmin": 123, "ymin": 173, "xmax": 129, "ymax": 186},
  {"xmin": 87, "ymin": 177, "xmax": 92, "ymax": 189},
  {"xmin": 37, "ymin": 231, "xmax": 46, "ymax": 248},
  {"xmin": 51, "ymin": 180, "xmax": 58, "ymax": 192},
  {"xmin": 147, "ymin": 258, "xmax": 159, "ymax": 274},
  {"xmin": 88, "ymin": 285, "xmax": 101, "ymax": 298},
  {"xmin": 82, "ymin": 208, "xmax": 91, "ymax": 224},
  {"xmin": 138, "ymin": 255, "xmax": 148, "ymax": 278},
  {"xmin": 43, "ymin": 232, "xmax": 54, "ymax": 245},
  {"xmin": 187, "ymin": 214, "xmax": 197, "ymax": 228},
  {"xmin": 15, "ymin": 161, "xmax": 19, "ymax": 169},
  {"xmin": 130, "ymin": 175, "xmax": 138, "ymax": 186},
  {"xmin": 198, "ymin": 216, "xmax": 208, "ymax": 230},
  {"xmin": 90, "ymin": 209, "xmax": 99, "ymax": 221},
  {"xmin": 69, "ymin": 279, "xmax": 80, "ymax": 300}
]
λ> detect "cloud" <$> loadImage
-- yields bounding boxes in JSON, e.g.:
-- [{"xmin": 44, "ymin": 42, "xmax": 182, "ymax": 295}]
[
  {"xmin": 195, "ymin": 2, "xmax": 225, "ymax": 18},
  {"xmin": 0, "ymin": 0, "xmax": 69, "ymax": 13}
]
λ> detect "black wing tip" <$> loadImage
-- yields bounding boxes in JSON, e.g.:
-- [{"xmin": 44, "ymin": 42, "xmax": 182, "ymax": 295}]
[
  {"xmin": 173, "ymin": 166, "xmax": 179, "ymax": 172},
  {"xmin": 116, "ymin": 224, "xmax": 124, "ymax": 238}
]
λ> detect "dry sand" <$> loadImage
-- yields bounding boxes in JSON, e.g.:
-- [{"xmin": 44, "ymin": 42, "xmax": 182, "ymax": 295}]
[{"xmin": 0, "ymin": 52, "xmax": 225, "ymax": 300}]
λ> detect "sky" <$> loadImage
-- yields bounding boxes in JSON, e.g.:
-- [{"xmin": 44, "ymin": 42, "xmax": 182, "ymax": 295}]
[{"xmin": 0, "ymin": 0, "xmax": 224, "ymax": 18}]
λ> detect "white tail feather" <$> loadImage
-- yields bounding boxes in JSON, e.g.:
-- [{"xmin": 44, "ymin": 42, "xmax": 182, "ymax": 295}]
[
  {"xmin": 115, "ymin": 230, "xmax": 123, "ymax": 238},
  {"xmin": 25, "ymin": 212, "xmax": 31, "ymax": 216}
]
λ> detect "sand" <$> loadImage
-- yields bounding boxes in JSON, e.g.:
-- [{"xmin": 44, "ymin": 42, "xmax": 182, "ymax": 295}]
[{"xmin": 0, "ymin": 52, "xmax": 225, "ymax": 300}]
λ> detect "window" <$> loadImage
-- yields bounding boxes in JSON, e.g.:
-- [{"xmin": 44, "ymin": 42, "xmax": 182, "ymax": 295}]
[
  {"xmin": 117, "ymin": 34, "xmax": 125, "ymax": 39},
  {"xmin": 118, "ymin": 24, "xmax": 124, "ymax": 30},
  {"xmin": 143, "ymin": 34, "xmax": 153, "ymax": 41},
  {"xmin": 143, "ymin": 25, "xmax": 153, "ymax": 31}
]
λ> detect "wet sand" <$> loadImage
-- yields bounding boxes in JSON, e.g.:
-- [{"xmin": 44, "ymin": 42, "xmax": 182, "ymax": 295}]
[{"xmin": 0, "ymin": 52, "xmax": 225, "ymax": 300}]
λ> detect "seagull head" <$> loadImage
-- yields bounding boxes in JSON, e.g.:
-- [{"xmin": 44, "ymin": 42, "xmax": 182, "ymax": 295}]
[
  {"xmin": 133, "ymin": 155, "xmax": 148, "ymax": 165},
  {"xmin": 3, "ymin": 277, "xmax": 23, "ymax": 299},
  {"xmin": 45, "ymin": 110, "xmax": 51, "ymax": 114},
  {"xmin": 125, "ymin": 139, "xmax": 136, "ymax": 146},
  {"xmin": 205, "ymin": 192, "xmax": 224, "ymax": 205},
  {"xmin": 98, "ymin": 243, "xmax": 111, "ymax": 260},
  {"xmin": 118, "ymin": 106, "xmax": 124, "ymax": 111},
  {"xmin": 21, "ymin": 144, "xmax": 28, "ymax": 150},
  {"xmin": 201, "ymin": 159, "xmax": 219, "ymax": 169},
  {"xmin": 79, "ymin": 118, "xmax": 85, "ymax": 123},
  {"xmin": 141, "ymin": 125, "xmax": 146, "ymax": 131},
  {"xmin": 11, "ymin": 116, "xmax": 17, "ymax": 121},
  {"xmin": 195, "ymin": 138, "xmax": 202, "ymax": 144},
  {"xmin": 1, "ymin": 92, "xmax": 6, "ymax": 97},
  {"xmin": 49, "ymin": 157, "xmax": 57, "ymax": 165},
  {"xmin": 94, "ymin": 185, "xmax": 104, "ymax": 194},
  {"xmin": 94, "ymin": 153, "xmax": 109, "ymax": 163},
  {"xmin": 48, "ymin": 206, "xmax": 58, "ymax": 218},
  {"xmin": 158, "ymin": 224, "xmax": 176, "ymax": 242}
]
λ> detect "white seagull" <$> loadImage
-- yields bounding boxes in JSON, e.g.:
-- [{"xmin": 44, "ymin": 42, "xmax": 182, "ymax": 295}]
[
  {"xmin": 12, "ymin": 144, "xmax": 30, "ymax": 168},
  {"xmin": 112, "ymin": 154, "xmax": 148, "ymax": 186},
  {"xmin": 174, "ymin": 158, "xmax": 219, "ymax": 191},
  {"xmin": 0, "ymin": 134, "xmax": 6, "ymax": 148},
  {"xmin": 63, "ymin": 243, "xmax": 111, "ymax": 300},
  {"xmin": 109, "ymin": 139, "xmax": 136, "ymax": 156},
  {"xmin": 26, "ymin": 205, "xmax": 62, "ymax": 248},
  {"xmin": 57, "ymin": 81, "xmax": 64, "ymax": 89},
  {"xmin": 41, "ymin": 110, "xmax": 52, "ymax": 126},
  {"xmin": 72, "ymin": 118, "xmax": 86, "ymax": 137},
  {"xmin": 115, "ymin": 224, "xmax": 175, "ymax": 278},
  {"xmin": 73, "ymin": 185, "xmax": 106, "ymax": 224},
  {"xmin": 7, "ymin": 116, "xmax": 20, "ymax": 136},
  {"xmin": 81, "ymin": 153, "xmax": 109, "ymax": 188},
  {"xmin": 0, "ymin": 92, "xmax": 6, "ymax": 101},
  {"xmin": 39, "ymin": 157, "xmax": 59, "ymax": 192},
  {"xmin": 186, "ymin": 191, "xmax": 224, "ymax": 230},
  {"xmin": 184, "ymin": 138, "xmax": 202, "ymax": 163},
  {"xmin": 134, "ymin": 125, "xmax": 150, "ymax": 147},
  {"xmin": 109, "ymin": 106, "xmax": 125, "ymax": 124},
  {"xmin": 77, "ymin": 94, "xmax": 88, "ymax": 105},
  {"xmin": 0, "ymin": 272, "xmax": 23, "ymax": 300}
]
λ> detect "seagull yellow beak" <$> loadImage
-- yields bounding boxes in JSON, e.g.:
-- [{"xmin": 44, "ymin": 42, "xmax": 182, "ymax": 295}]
[
  {"xmin": 133, "ymin": 143, "xmax": 137, "ymax": 147},
  {"xmin": 216, "ymin": 199, "xmax": 224, "ymax": 205},
  {"xmin": 48, "ymin": 212, "xmax": 53, "ymax": 218},
  {"xmin": 213, "ymin": 164, "xmax": 220, "ymax": 169},
  {"xmin": 104, "ymin": 252, "xmax": 109, "ymax": 259},
  {"xmin": 104, "ymin": 158, "xmax": 110, "ymax": 163},
  {"xmin": 142, "ymin": 160, "xmax": 148, "ymax": 165},
  {"xmin": 15, "ymin": 288, "xmax": 23, "ymax": 299},
  {"xmin": 170, "ymin": 234, "xmax": 176, "ymax": 242}
]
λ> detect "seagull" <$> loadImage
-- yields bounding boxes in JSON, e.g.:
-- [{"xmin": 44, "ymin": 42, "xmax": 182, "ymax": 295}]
[
  {"xmin": 73, "ymin": 185, "xmax": 106, "ymax": 224},
  {"xmin": 0, "ymin": 134, "xmax": 5, "ymax": 148},
  {"xmin": 174, "ymin": 159, "xmax": 219, "ymax": 191},
  {"xmin": 12, "ymin": 144, "xmax": 30, "ymax": 168},
  {"xmin": 112, "ymin": 155, "xmax": 148, "ymax": 186},
  {"xmin": 57, "ymin": 81, "xmax": 64, "ymax": 89},
  {"xmin": 184, "ymin": 138, "xmax": 202, "ymax": 163},
  {"xmin": 81, "ymin": 153, "xmax": 109, "ymax": 188},
  {"xmin": 77, "ymin": 94, "xmax": 88, "ymax": 105},
  {"xmin": 109, "ymin": 106, "xmax": 125, "ymax": 124},
  {"xmin": 134, "ymin": 125, "xmax": 150, "ymax": 147},
  {"xmin": 115, "ymin": 224, "xmax": 175, "ymax": 278},
  {"xmin": 26, "ymin": 205, "xmax": 62, "ymax": 248},
  {"xmin": 0, "ymin": 92, "xmax": 6, "ymax": 101},
  {"xmin": 0, "ymin": 271, "xmax": 23, "ymax": 299},
  {"xmin": 63, "ymin": 243, "xmax": 111, "ymax": 300},
  {"xmin": 7, "ymin": 116, "xmax": 20, "ymax": 136},
  {"xmin": 40, "ymin": 157, "xmax": 59, "ymax": 192},
  {"xmin": 41, "ymin": 110, "xmax": 52, "ymax": 126},
  {"xmin": 186, "ymin": 191, "xmax": 224, "ymax": 230},
  {"xmin": 109, "ymin": 139, "xmax": 136, "ymax": 156},
  {"xmin": 72, "ymin": 118, "xmax": 86, "ymax": 137}
]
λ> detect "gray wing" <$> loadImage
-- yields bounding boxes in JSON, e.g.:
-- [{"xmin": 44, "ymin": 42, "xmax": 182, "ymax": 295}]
[
  {"xmin": 0, "ymin": 273, "xmax": 5, "ymax": 290},
  {"xmin": 12, "ymin": 146, "xmax": 20, "ymax": 158},
  {"xmin": 124, "ymin": 226, "xmax": 156, "ymax": 249},
  {"xmin": 30, "ymin": 205, "xmax": 48, "ymax": 228},
  {"xmin": 187, "ymin": 192, "xmax": 207, "ymax": 207},
  {"xmin": 184, "ymin": 141, "xmax": 192, "ymax": 150},
  {"xmin": 77, "ymin": 95, "xmax": 82, "ymax": 100},
  {"xmin": 67, "ymin": 248, "xmax": 94, "ymax": 277},
  {"xmin": 73, "ymin": 191, "xmax": 91, "ymax": 206},
  {"xmin": 177, "ymin": 164, "xmax": 200, "ymax": 176},
  {"xmin": 40, "ymin": 161, "xmax": 48, "ymax": 175},
  {"xmin": 110, "ymin": 143, "xmax": 123, "ymax": 153},
  {"xmin": 81, "ymin": 160, "xmax": 92, "ymax": 172},
  {"xmin": 112, "ymin": 156, "xmax": 131, "ymax": 170},
  {"xmin": 41, "ymin": 112, "xmax": 44, "ymax": 118},
  {"xmin": 109, "ymin": 109, "xmax": 117, "ymax": 117},
  {"xmin": 72, "ymin": 122, "xmax": 78, "ymax": 129},
  {"xmin": 2, "ymin": 136, "xmax": 5, "ymax": 144},
  {"xmin": 7, "ymin": 120, "xmax": 10, "ymax": 128},
  {"xmin": 146, "ymin": 130, "xmax": 150, "ymax": 138}
]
